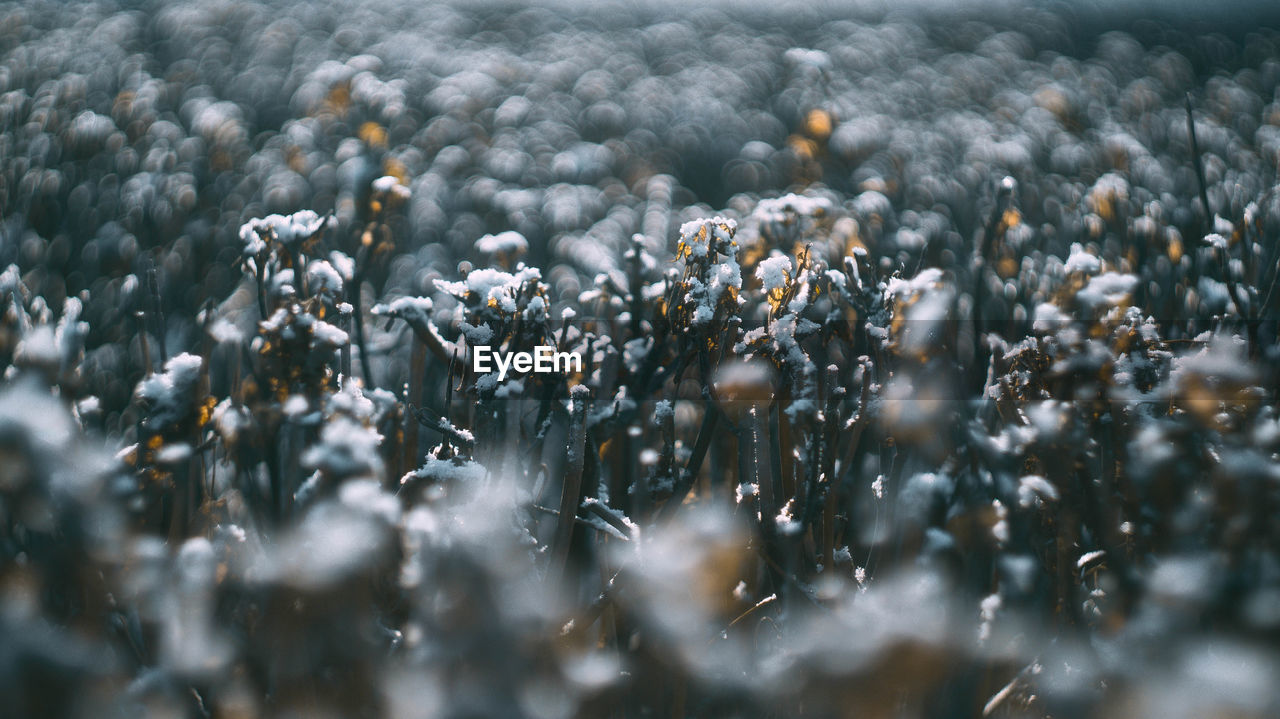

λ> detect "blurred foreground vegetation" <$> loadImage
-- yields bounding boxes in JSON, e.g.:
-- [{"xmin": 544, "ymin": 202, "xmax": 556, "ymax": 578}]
[{"xmin": 3, "ymin": 2, "xmax": 1280, "ymax": 717}]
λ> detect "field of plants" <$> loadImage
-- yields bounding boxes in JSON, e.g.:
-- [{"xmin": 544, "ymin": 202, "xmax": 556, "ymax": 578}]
[{"xmin": 3, "ymin": 1, "xmax": 1280, "ymax": 717}]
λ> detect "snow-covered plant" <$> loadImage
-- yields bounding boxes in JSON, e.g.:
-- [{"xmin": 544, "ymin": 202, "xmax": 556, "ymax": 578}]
[{"xmin": 4, "ymin": 5, "xmax": 1280, "ymax": 718}]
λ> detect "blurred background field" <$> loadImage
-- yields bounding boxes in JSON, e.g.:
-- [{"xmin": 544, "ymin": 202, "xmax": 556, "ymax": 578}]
[{"xmin": 3, "ymin": 1, "xmax": 1280, "ymax": 718}]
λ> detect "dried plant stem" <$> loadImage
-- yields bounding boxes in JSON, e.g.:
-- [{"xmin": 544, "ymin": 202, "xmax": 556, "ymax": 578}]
[
  {"xmin": 656, "ymin": 399, "xmax": 720, "ymax": 521},
  {"xmin": 350, "ymin": 276, "xmax": 375, "ymax": 389},
  {"xmin": 747, "ymin": 405, "xmax": 774, "ymax": 525},
  {"xmin": 1186, "ymin": 93, "xmax": 1212, "ymax": 226},
  {"xmin": 553, "ymin": 385, "xmax": 590, "ymax": 581},
  {"xmin": 137, "ymin": 311, "xmax": 152, "ymax": 376},
  {"xmin": 404, "ymin": 339, "xmax": 426, "ymax": 470},
  {"xmin": 147, "ymin": 267, "xmax": 167, "ymax": 366}
]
